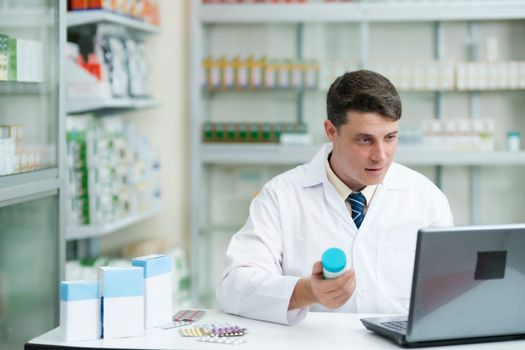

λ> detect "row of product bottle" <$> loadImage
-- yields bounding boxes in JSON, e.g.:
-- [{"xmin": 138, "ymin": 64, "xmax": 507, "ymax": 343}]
[
  {"xmin": 66, "ymin": 115, "xmax": 161, "ymax": 226},
  {"xmin": 456, "ymin": 62, "xmax": 525, "ymax": 90},
  {"xmin": 0, "ymin": 34, "xmax": 43, "ymax": 82},
  {"xmin": 0, "ymin": 124, "xmax": 42, "ymax": 176},
  {"xmin": 398, "ymin": 119, "xmax": 495, "ymax": 152},
  {"xmin": 202, "ymin": 122, "xmax": 308, "ymax": 143},
  {"xmin": 203, "ymin": 59, "xmax": 525, "ymax": 93},
  {"xmin": 203, "ymin": 56, "xmax": 319, "ymax": 91},
  {"xmin": 320, "ymin": 61, "xmax": 525, "ymax": 92},
  {"xmin": 68, "ymin": 0, "xmax": 160, "ymax": 25}
]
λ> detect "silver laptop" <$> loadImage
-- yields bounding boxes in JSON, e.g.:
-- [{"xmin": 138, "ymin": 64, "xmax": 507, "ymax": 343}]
[{"xmin": 361, "ymin": 224, "xmax": 525, "ymax": 347}]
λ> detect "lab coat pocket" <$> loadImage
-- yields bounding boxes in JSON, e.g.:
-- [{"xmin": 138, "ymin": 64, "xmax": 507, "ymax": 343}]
[{"xmin": 376, "ymin": 233, "xmax": 416, "ymax": 298}]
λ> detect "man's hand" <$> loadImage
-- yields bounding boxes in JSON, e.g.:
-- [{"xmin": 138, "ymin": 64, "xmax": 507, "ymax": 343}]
[
  {"xmin": 288, "ymin": 261, "xmax": 356, "ymax": 310},
  {"xmin": 309, "ymin": 261, "xmax": 356, "ymax": 309}
]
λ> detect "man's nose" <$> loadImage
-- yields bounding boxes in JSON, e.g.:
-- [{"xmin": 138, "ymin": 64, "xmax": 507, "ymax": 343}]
[{"xmin": 370, "ymin": 142, "xmax": 386, "ymax": 163}]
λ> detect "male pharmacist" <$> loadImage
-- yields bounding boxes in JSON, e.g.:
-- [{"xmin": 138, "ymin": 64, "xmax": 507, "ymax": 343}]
[{"xmin": 217, "ymin": 70, "xmax": 453, "ymax": 325}]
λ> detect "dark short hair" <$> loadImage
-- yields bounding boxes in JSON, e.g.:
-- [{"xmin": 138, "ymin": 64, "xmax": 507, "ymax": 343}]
[{"xmin": 326, "ymin": 70, "xmax": 402, "ymax": 128}]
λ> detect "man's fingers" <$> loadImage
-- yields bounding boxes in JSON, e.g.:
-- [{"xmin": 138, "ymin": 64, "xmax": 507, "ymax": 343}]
[
  {"xmin": 323, "ymin": 270, "xmax": 355, "ymax": 292},
  {"xmin": 311, "ymin": 261, "xmax": 323, "ymax": 275}
]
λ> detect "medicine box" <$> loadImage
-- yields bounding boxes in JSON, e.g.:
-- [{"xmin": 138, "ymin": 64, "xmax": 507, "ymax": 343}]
[
  {"xmin": 132, "ymin": 254, "xmax": 173, "ymax": 328},
  {"xmin": 98, "ymin": 266, "xmax": 144, "ymax": 339},
  {"xmin": 59, "ymin": 281, "xmax": 100, "ymax": 342}
]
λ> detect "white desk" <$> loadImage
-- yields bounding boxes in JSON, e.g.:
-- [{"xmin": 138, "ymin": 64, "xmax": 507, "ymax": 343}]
[{"xmin": 26, "ymin": 310, "xmax": 525, "ymax": 349}]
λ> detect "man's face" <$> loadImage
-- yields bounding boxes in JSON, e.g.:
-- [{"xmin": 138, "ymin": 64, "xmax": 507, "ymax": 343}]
[{"xmin": 324, "ymin": 111, "xmax": 399, "ymax": 191}]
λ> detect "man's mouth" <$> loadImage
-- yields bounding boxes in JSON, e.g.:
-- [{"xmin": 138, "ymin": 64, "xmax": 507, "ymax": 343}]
[{"xmin": 365, "ymin": 167, "xmax": 383, "ymax": 173}]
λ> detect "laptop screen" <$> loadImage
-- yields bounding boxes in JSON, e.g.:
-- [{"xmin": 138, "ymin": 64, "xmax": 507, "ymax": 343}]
[{"xmin": 407, "ymin": 224, "xmax": 525, "ymax": 342}]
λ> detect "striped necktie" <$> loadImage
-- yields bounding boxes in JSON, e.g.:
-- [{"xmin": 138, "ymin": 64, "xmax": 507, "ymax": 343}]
[{"xmin": 347, "ymin": 192, "xmax": 366, "ymax": 229}]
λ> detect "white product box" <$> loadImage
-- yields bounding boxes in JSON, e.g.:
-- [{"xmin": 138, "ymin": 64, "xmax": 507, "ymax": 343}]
[
  {"xmin": 132, "ymin": 254, "xmax": 173, "ymax": 329},
  {"xmin": 98, "ymin": 266, "xmax": 144, "ymax": 339},
  {"xmin": 59, "ymin": 281, "xmax": 101, "ymax": 342}
]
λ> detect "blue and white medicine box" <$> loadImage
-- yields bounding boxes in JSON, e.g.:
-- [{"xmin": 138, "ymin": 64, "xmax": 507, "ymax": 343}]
[
  {"xmin": 98, "ymin": 266, "xmax": 144, "ymax": 339},
  {"xmin": 60, "ymin": 281, "xmax": 100, "ymax": 342},
  {"xmin": 132, "ymin": 254, "xmax": 173, "ymax": 328}
]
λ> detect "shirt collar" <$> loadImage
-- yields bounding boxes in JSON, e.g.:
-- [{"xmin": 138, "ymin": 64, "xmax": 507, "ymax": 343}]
[{"xmin": 325, "ymin": 153, "xmax": 377, "ymax": 205}]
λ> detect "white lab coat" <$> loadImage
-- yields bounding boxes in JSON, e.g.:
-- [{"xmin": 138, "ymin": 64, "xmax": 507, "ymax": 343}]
[{"xmin": 217, "ymin": 143, "xmax": 453, "ymax": 325}]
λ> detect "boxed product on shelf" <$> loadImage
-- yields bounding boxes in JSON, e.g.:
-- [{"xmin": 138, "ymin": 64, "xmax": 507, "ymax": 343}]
[
  {"xmin": 0, "ymin": 124, "xmax": 43, "ymax": 175},
  {"xmin": 202, "ymin": 122, "xmax": 308, "ymax": 143},
  {"xmin": 67, "ymin": 27, "xmax": 152, "ymax": 101},
  {"xmin": 203, "ymin": 55, "xmax": 319, "ymax": 91},
  {"xmin": 0, "ymin": 33, "xmax": 43, "ymax": 83},
  {"xmin": 66, "ymin": 115, "xmax": 161, "ymax": 227},
  {"xmin": 0, "ymin": 34, "xmax": 7, "ymax": 81}
]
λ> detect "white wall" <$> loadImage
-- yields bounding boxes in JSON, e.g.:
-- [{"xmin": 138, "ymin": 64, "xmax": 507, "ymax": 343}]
[{"xmin": 101, "ymin": 0, "xmax": 189, "ymax": 255}]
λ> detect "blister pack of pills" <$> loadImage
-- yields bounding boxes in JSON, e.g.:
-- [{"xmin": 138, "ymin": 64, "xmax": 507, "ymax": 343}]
[
  {"xmin": 199, "ymin": 335, "xmax": 246, "ymax": 345},
  {"xmin": 180, "ymin": 324, "xmax": 247, "ymax": 337},
  {"xmin": 173, "ymin": 309, "xmax": 206, "ymax": 322}
]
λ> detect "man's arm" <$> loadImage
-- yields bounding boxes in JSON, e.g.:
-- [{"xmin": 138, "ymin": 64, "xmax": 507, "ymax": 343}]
[{"xmin": 217, "ymin": 185, "xmax": 307, "ymax": 325}]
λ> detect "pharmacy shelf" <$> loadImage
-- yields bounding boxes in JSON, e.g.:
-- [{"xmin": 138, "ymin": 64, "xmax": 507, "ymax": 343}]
[
  {"xmin": 203, "ymin": 87, "xmax": 318, "ymax": 96},
  {"xmin": 67, "ymin": 10, "xmax": 160, "ymax": 33},
  {"xmin": 66, "ymin": 98, "xmax": 161, "ymax": 114},
  {"xmin": 200, "ymin": 1, "xmax": 525, "ymax": 23},
  {"xmin": 0, "ymin": 8, "xmax": 54, "ymax": 27},
  {"xmin": 0, "ymin": 82, "xmax": 51, "ymax": 95},
  {"xmin": 65, "ymin": 203, "xmax": 164, "ymax": 241},
  {"xmin": 200, "ymin": 144, "xmax": 525, "ymax": 166},
  {"xmin": 0, "ymin": 168, "xmax": 60, "ymax": 204}
]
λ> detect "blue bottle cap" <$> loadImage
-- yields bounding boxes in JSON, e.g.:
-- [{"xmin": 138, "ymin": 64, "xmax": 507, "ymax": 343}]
[{"xmin": 322, "ymin": 248, "xmax": 347, "ymax": 273}]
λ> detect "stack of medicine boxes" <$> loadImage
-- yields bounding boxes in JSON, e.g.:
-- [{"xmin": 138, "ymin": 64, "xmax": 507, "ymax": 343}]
[{"xmin": 59, "ymin": 254, "xmax": 172, "ymax": 341}]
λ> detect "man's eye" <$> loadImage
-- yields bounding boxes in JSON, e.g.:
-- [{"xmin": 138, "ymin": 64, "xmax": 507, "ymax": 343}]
[
  {"xmin": 357, "ymin": 138, "xmax": 370, "ymax": 144},
  {"xmin": 386, "ymin": 135, "xmax": 397, "ymax": 141}
]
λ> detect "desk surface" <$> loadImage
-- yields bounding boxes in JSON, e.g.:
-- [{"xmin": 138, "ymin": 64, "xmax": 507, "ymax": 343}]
[{"xmin": 26, "ymin": 310, "xmax": 525, "ymax": 350}]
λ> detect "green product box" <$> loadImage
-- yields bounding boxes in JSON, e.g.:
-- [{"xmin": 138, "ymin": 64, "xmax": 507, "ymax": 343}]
[
  {"xmin": 7, "ymin": 37, "xmax": 16, "ymax": 81},
  {"xmin": 0, "ymin": 34, "xmax": 8, "ymax": 81}
]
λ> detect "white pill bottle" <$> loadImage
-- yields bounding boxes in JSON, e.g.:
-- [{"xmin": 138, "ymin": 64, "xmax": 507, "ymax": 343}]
[{"xmin": 321, "ymin": 247, "xmax": 347, "ymax": 279}]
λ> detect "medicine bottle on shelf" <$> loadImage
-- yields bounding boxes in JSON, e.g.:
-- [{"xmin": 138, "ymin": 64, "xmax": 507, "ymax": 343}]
[
  {"xmin": 507, "ymin": 131, "xmax": 521, "ymax": 152},
  {"xmin": 321, "ymin": 247, "xmax": 347, "ymax": 279}
]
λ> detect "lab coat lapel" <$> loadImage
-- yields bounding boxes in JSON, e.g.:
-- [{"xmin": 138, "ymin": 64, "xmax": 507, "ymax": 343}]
[
  {"xmin": 302, "ymin": 144, "xmax": 355, "ymax": 231},
  {"xmin": 359, "ymin": 163, "xmax": 405, "ymax": 233}
]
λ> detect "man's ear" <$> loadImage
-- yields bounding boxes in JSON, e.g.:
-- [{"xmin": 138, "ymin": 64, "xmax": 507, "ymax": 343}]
[{"xmin": 324, "ymin": 119, "xmax": 338, "ymax": 142}]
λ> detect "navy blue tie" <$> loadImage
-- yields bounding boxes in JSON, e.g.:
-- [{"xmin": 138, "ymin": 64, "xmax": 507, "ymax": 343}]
[{"xmin": 347, "ymin": 192, "xmax": 366, "ymax": 229}]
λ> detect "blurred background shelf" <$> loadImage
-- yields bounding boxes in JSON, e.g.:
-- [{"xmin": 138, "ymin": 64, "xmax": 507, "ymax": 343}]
[
  {"xmin": 0, "ymin": 168, "xmax": 60, "ymax": 204},
  {"xmin": 199, "ymin": 144, "xmax": 525, "ymax": 166},
  {"xmin": 66, "ymin": 98, "xmax": 161, "ymax": 114},
  {"xmin": 0, "ymin": 82, "xmax": 51, "ymax": 94},
  {"xmin": 0, "ymin": 8, "xmax": 54, "ymax": 27},
  {"xmin": 66, "ymin": 204, "xmax": 164, "ymax": 241},
  {"xmin": 201, "ymin": 1, "xmax": 525, "ymax": 23},
  {"xmin": 67, "ymin": 9, "xmax": 160, "ymax": 33}
]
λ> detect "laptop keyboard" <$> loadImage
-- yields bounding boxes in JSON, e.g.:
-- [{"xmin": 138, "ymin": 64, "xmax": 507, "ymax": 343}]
[{"xmin": 381, "ymin": 321, "xmax": 408, "ymax": 334}]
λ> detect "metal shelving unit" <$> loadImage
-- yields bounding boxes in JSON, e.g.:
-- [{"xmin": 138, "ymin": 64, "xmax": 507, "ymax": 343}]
[
  {"xmin": 190, "ymin": 0, "xmax": 525, "ymax": 306},
  {"xmin": 199, "ymin": 144, "xmax": 525, "ymax": 166},
  {"xmin": 66, "ymin": 204, "xmax": 164, "ymax": 241},
  {"xmin": 0, "ymin": 1, "xmax": 66, "ymax": 349},
  {"xmin": 200, "ymin": 1, "xmax": 525, "ymax": 23},
  {"xmin": 66, "ymin": 97, "xmax": 161, "ymax": 114},
  {"xmin": 65, "ymin": 10, "xmax": 163, "ymax": 250},
  {"xmin": 67, "ymin": 9, "xmax": 160, "ymax": 33}
]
